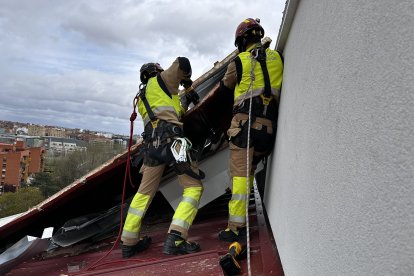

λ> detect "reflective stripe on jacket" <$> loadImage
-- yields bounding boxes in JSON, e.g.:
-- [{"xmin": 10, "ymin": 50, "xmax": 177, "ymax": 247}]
[
  {"xmin": 234, "ymin": 48, "xmax": 283, "ymax": 106},
  {"xmin": 138, "ymin": 76, "xmax": 184, "ymax": 125}
]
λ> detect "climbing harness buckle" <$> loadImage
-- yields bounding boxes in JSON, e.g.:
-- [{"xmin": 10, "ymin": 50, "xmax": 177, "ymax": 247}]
[
  {"xmin": 150, "ymin": 119, "xmax": 159, "ymax": 129},
  {"xmin": 260, "ymin": 94, "xmax": 271, "ymax": 106},
  {"xmin": 260, "ymin": 94, "xmax": 272, "ymax": 116}
]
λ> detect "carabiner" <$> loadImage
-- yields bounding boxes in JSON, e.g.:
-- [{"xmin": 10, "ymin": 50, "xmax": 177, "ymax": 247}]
[{"xmin": 251, "ymin": 48, "xmax": 259, "ymax": 59}]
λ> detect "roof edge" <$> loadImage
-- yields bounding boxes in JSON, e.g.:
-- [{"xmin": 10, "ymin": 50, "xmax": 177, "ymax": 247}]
[{"xmin": 275, "ymin": 0, "xmax": 301, "ymax": 52}]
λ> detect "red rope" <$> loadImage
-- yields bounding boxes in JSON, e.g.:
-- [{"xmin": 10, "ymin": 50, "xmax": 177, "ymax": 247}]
[{"xmin": 83, "ymin": 95, "xmax": 139, "ymax": 272}]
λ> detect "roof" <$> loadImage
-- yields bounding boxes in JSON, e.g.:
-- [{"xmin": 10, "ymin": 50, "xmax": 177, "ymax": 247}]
[
  {"xmin": 5, "ymin": 187, "xmax": 283, "ymax": 275},
  {"xmin": 0, "ymin": 214, "xmax": 22, "ymax": 228}
]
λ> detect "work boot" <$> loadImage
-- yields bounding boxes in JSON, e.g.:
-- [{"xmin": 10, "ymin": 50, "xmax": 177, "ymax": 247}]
[
  {"xmin": 162, "ymin": 230, "xmax": 200, "ymax": 255},
  {"xmin": 122, "ymin": 236, "xmax": 152, "ymax": 258},
  {"xmin": 218, "ymin": 227, "xmax": 246, "ymax": 242}
]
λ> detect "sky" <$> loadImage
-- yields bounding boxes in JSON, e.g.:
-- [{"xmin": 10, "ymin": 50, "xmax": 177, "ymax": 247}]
[{"xmin": 0, "ymin": 0, "xmax": 285, "ymax": 135}]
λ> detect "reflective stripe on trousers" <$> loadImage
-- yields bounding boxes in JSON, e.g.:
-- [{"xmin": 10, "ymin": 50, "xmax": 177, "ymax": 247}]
[
  {"xmin": 171, "ymin": 186, "xmax": 203, "ymax": 231},
  {"xmin": 228, "ymin": 176, "xmax": 254, "ymax": 225},
  {"xmin": 122, "ymin": 192, "xmax": 150, "ymax": 240}
]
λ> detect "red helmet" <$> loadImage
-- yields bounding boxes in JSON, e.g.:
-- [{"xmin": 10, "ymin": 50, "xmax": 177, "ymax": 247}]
[
  {"xmin": 140, "ymin": 62, "xmax": 164, "ymax": 84},
  {"xmin": 234, "ymin": 18, "xmax": 264, "ymax": 47}
]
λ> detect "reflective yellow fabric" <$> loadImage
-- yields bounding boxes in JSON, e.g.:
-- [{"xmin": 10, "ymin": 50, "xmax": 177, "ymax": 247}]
[
  {"xmin": 137, "ymin": 76, "xmax": 184, "ymax": 122},
  {"xmin": 171, "ymin": 94, "xmax": 183, "ymax": 118},
  {"xmin": 171, "ymin": 187, "xmax": 203, "ymax": 230},
  {"xmin": 228, "ymin": 176, "xmax": 254, "ymax": 225},
  {"xmin": 122, "ymin": 193, "xmax": 150, "ymax": 239},
  {"xmin": 234, "ymin": 48, "xmax": 283, "ymax": 103}
]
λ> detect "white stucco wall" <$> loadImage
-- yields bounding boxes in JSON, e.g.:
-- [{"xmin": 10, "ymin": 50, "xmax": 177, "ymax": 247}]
[{"xmin": 265, "ymin": 0, "xmax": 414, "ymax": 275}]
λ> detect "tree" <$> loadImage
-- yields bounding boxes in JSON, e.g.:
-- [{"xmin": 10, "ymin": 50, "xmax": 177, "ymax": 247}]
[
  {"xmin": 0, "ymin": 187, "xmax": 44, "ymax": 218},
  {"xmin": 30, "ymin": 172, "xmax": 61, "ymax": 198},
  {"xmin": 0, "ymin": 142, "xmax": 125, "ymax": 217}
]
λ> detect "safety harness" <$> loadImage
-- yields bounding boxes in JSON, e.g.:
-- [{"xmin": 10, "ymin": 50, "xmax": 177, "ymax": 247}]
[
  {"xmin": 137, "ymin": 75, "xmax": 179, "ymax": 141},
  {"xmin": 137, "ymin": 74, "xmax": 172, "ymax": 130},
  {"xmin": 233, "ymin": 45, "xmax": 279, "ymax": 122},
  {"xmin": 138, "ymin": 83, "xmax": 157, "ymax": 125},
  {"xmin": 137, "ymin": 76, "xmax": 204, "ymax": 180},
  {"xmin": 230, "ymin": 45, "xmax": 280, "ymax": 151},
  {"xmin": 256, "ymin": 47, "xmax": 272, "ymax": 116}
]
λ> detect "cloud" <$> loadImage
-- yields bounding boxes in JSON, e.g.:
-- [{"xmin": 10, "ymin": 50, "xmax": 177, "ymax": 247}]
[{"xmin": 0, "ymin": 0, "xmax": 285, "ymax": 135}]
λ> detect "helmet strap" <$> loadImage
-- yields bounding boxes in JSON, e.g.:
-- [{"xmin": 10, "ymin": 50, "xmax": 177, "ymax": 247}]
[{"xmin": 237, "ymin": 37, "xmax": 247, "ymax": 52}]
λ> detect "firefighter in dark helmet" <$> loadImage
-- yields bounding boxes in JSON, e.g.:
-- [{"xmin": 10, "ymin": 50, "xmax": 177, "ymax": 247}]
[
  {"xmin": 218, "ymin": 18, "xmax": 284, "ymax": 242},
  {"xmin": 121, "ymin": 58, "xmax": 204, "ymax": 258}
]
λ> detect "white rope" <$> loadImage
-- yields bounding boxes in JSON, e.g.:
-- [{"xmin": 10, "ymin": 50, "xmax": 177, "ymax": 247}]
[
  {"xmin": 170, "ymin": 137, "xmax": 192, "ymax": 162},
  {"xmin": 245, "ymin": 47, "xmax": 259, "ymax": 276}
]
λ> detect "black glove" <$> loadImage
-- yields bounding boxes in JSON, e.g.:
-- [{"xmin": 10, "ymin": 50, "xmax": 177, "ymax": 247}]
[
  {"xmin": 185, "ymin": 89, "xmax": 199, "ymax": 105},
  {"xmin": 181, "ymin": 79, "xmax": 193, "ymax": 89}
]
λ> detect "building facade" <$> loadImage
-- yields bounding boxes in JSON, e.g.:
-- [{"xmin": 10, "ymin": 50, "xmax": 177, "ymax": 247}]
[
  {"xmin": 28, "ymin": 147, "xmax": 45, "ymax": 174},
  {"xmin": 264, "ymin": 0, "xmax": 414, "ymax": 275},
  {"xmin": 0, "ymin": 140, "xmax": 45, "ymax": 194},
  {"xmin": 44, "ymin": 137, "xmax": 87, "ymax": 155},
  {"xmin": 45, "ymin": 127, "xmax": 66, "ymax": 138},
  {"xmin": 27, "ymin": 125, "xmax": 46, "ymax": 136}
]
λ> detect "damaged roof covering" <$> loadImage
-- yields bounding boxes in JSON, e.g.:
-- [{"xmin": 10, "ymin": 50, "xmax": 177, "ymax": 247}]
[
  {"xmin": 4, "ymin": 189, "xmax": 283, "ymax": 275},
  {"xmin": 0, "ymin": 37, "xmax": 284, "ymax": 275}
]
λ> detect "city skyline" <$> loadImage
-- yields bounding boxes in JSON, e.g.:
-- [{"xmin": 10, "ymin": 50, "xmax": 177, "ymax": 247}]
[{"xmin": 0, "ymin": 119, "xmax": 124, "ymax": 136}]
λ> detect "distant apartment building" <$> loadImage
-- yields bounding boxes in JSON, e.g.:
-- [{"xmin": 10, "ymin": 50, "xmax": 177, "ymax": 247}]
[
  {"xmin": 0, "ymin": 140, "xmax": 45, "ymax": 194},
  {"xmin": 25, "ymin": 137, "xmax": 45, "ymax": 148},
  {"xmin": 28, "ymin": 124, "xmax": 46, "ymax": 136},
  {"xmin": 89, "ymin": 136, "xmax": 113, "ymax": 144},
  {"xmin": 44, "ymin": 137, "xmax": 87, "ymax": 155},
  {"xmin": 15, "ymin": 127, "xmax": 28, "ymax": 135},
  {"xmin": 46, "ymin": 127, "xmax": 66, "ymax": 138},
  {"xmin": 28, "ymin": 147, "xmax": 45, "ymax": 174},
  {"xmin": 0, "ymin": 136, "xmax": 15, "ymax": 145}
]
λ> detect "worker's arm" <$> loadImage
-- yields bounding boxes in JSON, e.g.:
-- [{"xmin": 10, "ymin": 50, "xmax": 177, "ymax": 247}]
[
  {"xmin": 176, "ymin": 57, "xmax": 199, "ymax": 109},
  {"xmin": 222, "ymin": 61, "xmax": 237, "ymax": 90},
  {"xmin": 161, "ymin": 57, "xmax": 192, "ymax": 95},
  {"xmin": 220, "ymin": 60, "xmax": 237, "ymax": 93}
]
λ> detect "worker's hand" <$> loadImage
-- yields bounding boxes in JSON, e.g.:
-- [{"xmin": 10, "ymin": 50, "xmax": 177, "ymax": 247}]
[
  {"xmin": 180, "ymin": 88, "xmax": 199, "ymax": 110},
  {"xmin": 185, "ymin": 89, "xmax": 199, "ymax": 106},
  {"xmin": 181, "ymin": 79, "xmax": 193, "ymax": 90}
]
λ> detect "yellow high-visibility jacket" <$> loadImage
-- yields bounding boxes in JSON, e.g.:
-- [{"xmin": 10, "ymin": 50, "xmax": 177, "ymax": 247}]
[
  {"xmin": 234, "ymin": 48, "xmax": 283, "ymax": 106},
  {"xmin": 138, "ymin": 75, "xmax": 184, "ymax": 126}
]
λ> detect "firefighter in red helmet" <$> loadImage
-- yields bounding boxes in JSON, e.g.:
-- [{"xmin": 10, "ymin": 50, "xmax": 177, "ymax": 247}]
[
  {"xmin": 121, "ymin": 57, "xmax": 203, "ymax": 258},
  {"xmin": 218, "ymin": 18, "xmax": 284, "ymax": 242}
]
